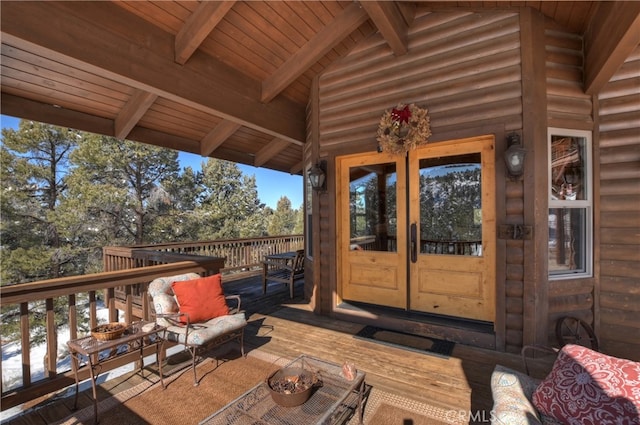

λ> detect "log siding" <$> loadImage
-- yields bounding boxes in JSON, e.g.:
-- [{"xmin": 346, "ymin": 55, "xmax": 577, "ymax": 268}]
[
  {"xmin": 597, "ymin": 44, "xmax": 640, "ymax": 360},
  {"xmin": 307, "ymin": 7, "xmax": 639, "ymax": 361},
  {"xmin": 314, "ymin": 10, "xmax": 524, "ymax": 344},
  {"xmin": 543, "ymin": 19, "xmax": 596, "ymax": 346},
  {"xmin": 307, "ymin": 7, "xmax": 640, "ymax": 357}
]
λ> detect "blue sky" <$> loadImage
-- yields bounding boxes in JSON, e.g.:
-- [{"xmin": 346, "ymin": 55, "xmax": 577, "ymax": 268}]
[{"xmin": 1, "ymin": 115, "xmax": 303, "ymax": 209}]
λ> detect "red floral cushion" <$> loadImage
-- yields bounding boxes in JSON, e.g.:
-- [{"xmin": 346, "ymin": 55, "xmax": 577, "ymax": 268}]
[
  {"xmin": 532, "ymin": 344, "xmax": 640, "ymax": 425},
  {"xmin": 172, "ymin": 274, "xmax": 229, "ymax": 324}
]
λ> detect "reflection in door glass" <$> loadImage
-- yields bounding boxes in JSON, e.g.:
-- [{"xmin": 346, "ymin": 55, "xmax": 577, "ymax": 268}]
[
  {"xmin": 349, "ymin": 163, "xmax": 397, "ymax": 252},
  {"xmin": 419, "ymin": 153, "xmax": 482, "ymax": 256}
]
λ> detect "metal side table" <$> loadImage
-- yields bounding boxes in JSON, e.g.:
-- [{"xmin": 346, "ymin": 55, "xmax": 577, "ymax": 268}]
[{"xmin": 67, "ymin": 321, "xmax": 166, "ymax": 424}]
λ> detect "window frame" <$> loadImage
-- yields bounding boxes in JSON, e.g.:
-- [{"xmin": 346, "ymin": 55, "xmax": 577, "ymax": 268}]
[{"xmin": 547, "ymin": 127, "xmax": 593, "ymax": 279}]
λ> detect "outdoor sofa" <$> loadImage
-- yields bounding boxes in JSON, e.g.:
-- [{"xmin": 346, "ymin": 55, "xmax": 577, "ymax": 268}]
[{"xmin": 490, "ymin": 344, "xmax": 640, "ymax": 424}]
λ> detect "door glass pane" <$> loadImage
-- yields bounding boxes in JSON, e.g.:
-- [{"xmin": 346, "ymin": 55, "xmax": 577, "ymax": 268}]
[
  {"xmin": 419, "ymin": 153, "xmax": 482, "ymax": 256},
  {"xmin": 349, "ymin": 162, "xmax": 397, "ymax": 252}
]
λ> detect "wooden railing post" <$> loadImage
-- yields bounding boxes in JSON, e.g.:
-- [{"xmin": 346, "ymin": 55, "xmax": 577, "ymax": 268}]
[
  {"xmin": 89, "ymin": 291, "xmax": 97, "ymax": 329},
  {"xmin": 45, "ymin": 298, "xmax": 57, "ymax": 378},
  {"xmin": 20, "ymin": 302, "xmax": 30, "ymax": 387},
  {"xmin": 107, "ymin": 288, "xmax": 117, "ymax": 323},
  {"xmin": 69, "ymin": 294, "xmax": 78, "ymax": 341}
]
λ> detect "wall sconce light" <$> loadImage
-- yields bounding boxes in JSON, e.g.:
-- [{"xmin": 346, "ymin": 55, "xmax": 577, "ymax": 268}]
[
  {"xmin": 308, "ymin": 160, "xmax": 326, "ymax": 191},
  {"xmin": 504, "ymin": 132, "xmax": 526, "ymax": 178}
]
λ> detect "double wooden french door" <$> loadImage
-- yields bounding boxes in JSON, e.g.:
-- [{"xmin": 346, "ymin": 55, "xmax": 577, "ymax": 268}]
[{"xmin": 337, "ymin": 136, "xmax": 496, "ymax": 322}]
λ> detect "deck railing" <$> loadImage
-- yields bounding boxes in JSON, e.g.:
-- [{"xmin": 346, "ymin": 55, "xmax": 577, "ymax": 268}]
[
  {"xmin": 1, "ymin": 235, "xmax": 303, "ymax": 411},
  {"xmin": 351, "ymin": 235, "xmax": 481, "ymax": 256},
  {"xmin": 103, "ymin": 235, "xmax": 305, "ymax": 278}
]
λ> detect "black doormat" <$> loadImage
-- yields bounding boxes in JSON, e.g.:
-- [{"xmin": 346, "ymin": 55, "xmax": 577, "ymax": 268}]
[{"xmin": 354, "ymin": 326, "xmax": 455, "ymax": 358}]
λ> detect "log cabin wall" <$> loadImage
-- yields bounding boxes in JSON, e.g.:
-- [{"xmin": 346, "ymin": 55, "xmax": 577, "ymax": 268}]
[
  {"xmin": 544, "ymin": 20, "xmax": 596, "ymax": 345},
  {"xmin": 308, "ymin": 7, "xmax": 639, "ymax": 358},
  {"xmin": 545, "ymin": 21, "xmax": 593, "ymax": 130},
  {"xmin": 313, "ymin": 9, "xmax": 524, "ymax": 341},
  {"xmin": 596, "ymin": 44, "xmax": 640, "ymax": 361}
]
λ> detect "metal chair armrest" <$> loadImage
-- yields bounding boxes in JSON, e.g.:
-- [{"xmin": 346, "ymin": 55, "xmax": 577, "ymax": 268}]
[
  {"xmin": 156, "ymin": 312, "xmax": 191, "ymax": 327},
  {"xmin": 225, "ymin": 295, "xmax": 242, "ymax": 313}
]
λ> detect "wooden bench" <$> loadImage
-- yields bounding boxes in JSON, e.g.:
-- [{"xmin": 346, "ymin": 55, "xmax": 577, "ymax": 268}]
[{"xmin": 262, "ymin": 249, "xmax": 305, "ymax": 299}]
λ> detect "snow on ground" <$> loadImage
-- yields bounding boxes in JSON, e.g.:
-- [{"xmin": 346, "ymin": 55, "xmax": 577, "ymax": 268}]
[{"xmin": 1, "ymin": 305, "xmax": 151, "ymax": 422}]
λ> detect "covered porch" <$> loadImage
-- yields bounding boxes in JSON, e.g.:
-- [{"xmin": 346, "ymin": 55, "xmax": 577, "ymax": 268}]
[
  {"xmin": 2, "ymin": 1, "xmax": 639, "ymax": 422},
  {"xmin": 2, "ymin": 1, "xmax": 638, "ymax": 364},
  {"xmin": 3, "ymin": 273, "xmax": 554, "ymax": 425}
]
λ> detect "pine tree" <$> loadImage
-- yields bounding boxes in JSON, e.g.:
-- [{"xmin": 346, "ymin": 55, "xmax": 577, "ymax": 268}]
[
  {"xmin": 1, "ymin": 121, "xmax": 85, "ymax": 345},
  {"xmin": 151, "ymin": 165, "xmax": 203, "ymax": 242},
  {"xmin": 66, "ymin": 135, "xmax": 180, "ymax": 246},
  {"xmin": 1, "ymin": 121, "xmax": 80, "ymax": 282},
  {"xmin": 268, "ymin": 196, "xmax": 296, "ymax": 235},
  {"xmin": 293, "ymin": 203, "xmax": 304, "ymax": 234},
  {"xmin": 198, "ymin": 159, "xmax": 267, "ymax": 239}
]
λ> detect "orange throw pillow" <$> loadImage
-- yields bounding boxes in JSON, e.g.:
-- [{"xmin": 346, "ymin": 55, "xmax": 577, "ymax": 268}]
[{"xmin": 171, "ymin": 274, "xmax": 229, "ymax": 324}]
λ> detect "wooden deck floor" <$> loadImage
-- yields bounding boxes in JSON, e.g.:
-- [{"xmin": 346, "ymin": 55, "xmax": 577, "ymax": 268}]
[{"xmin": 3, "ymin": 275, "xmax": 555, "ymax": 424}]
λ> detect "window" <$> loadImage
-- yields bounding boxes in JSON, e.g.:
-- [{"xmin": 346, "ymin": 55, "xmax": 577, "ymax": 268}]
[{"xmin": 548, "ymin": 128, "xmax": 592, "ymax": 278}]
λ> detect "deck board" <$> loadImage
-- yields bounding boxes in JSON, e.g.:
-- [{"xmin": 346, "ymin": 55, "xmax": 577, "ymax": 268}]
[{"xmin": 4, "ymin": 275, "xmax": 555, "ymax": 424}]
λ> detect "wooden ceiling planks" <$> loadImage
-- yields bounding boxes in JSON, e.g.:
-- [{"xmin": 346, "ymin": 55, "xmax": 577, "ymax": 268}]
[
  {"xmin": 112, "ymin": 0, "xmax": 370, "ymax": 106},
  {"xmin": 235, "ymin": 1, "xmax": 355, "ymax": 104},
  {"xmin": 223, "ymin": 3, "xmax": 291, "ymax": 75},
  {"xmin": 1, "ymin": 0, "xmax": 370, "ymax": 169},
  {"xmin": 0, "ymin": 1, "xmax": 626, "ymax": 175},
  {"xmin": 140, "ymin": 99, "xmax": 219, "ymax": 141},
  {"xmin": 260, "ymin": 3, "xmax": 370, "ymax": 103},
  {"xmin": 113, "ymin": 1, "xmax": 195, "ymax": 35},
  {"xmin": 2, "ymin": 37, "xmax": 134, "ymax": 107},
  {"xmin": 424, "ymin": 1, "xmax": 597, "ymax": 35}
]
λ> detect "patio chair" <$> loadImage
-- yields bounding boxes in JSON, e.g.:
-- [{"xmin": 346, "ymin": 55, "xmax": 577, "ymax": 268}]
[
  {"xmin": 148, "ymin": 272, "xmax": 247, "ymax": 386},
  {"xmin": 262, "ymin": 249, "xmax": 305, "ymax": 299}
]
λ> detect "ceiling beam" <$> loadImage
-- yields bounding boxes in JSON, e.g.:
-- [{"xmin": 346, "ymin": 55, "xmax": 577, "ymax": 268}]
[
  {"xmin": 360, "ymin": 1, "xmax": 410, "ymax": 56},
  {"xmin": 2, "ymin": 93, "xmax": 115, "ymax": 137},
  {"xmin": 1, "ymin": 93, "xmax": 202, "ymax": 154},
  {"xmin": 0, "ymin": 1, "xmax": 305, "ymax": 144},
  {"xmin": 260, "ymin": 2, "xmax": 369, "ymax": 103},
  {"xmin": 584, "ymin": 1, "xmax": 640, "ymax": 94},
  {"xmin": 200, "ymin": 120, "xmax": 242, "ymax": 156},
  {"xmin": 254, "ymin": 137, "xmax": 290, "ymax": 167},
  {"xmin": 290, "ymin": 160, "xmax": 304, "ymax": 176},
  {"xmin": 1, "ymin": 93, "xmax": 304, "ymax": 176},
  {"xmin": 114, "ymin": 90, "xmax": 157, "ymax": 139},
  {"xmin": 395, "ymin": 2, "xmax": 417, "ymax": 28},
  {"xmin": 175, "ymin": 1, "xmax": 235, "ymax": 65}
]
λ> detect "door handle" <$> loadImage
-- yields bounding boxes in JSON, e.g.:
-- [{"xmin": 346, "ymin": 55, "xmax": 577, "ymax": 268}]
[{"xmin": 410, "ymin": 223, "xmax": 417, "ymax": 263}]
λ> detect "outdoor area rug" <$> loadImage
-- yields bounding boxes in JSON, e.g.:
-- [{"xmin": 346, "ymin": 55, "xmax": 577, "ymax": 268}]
[
  {"xmin": 348, "ymin": 388, "xmax": 465, "ymax": 425},
  {"xmin": 52, "ymin": 349, "xmax": 285, "ymax": 425},
  {"xmin": 354, "ymin": 326, "xmax": 456, "ymax": 358},
  {"xmin": 52, "ymin": 348, "xmax": 465, "ymax": 425}
]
